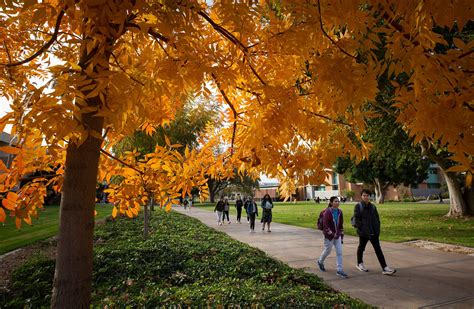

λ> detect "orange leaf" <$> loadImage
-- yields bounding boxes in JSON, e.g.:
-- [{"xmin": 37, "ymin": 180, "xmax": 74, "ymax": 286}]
[
  {"xmin": 0, "ymin": 207, "xmax": 6, "ymax": 223},
  {"xmin": 15, "ymin": 217, "xmax": 22, "ymax": 229},
  {"xmin": 7, "ymin": 191, "xmax": 18, "ymax": 202},
  {"xmin": 2, "ymin": 198, "xmax": 16, "ymax": 211},
  {"xmin": 0, "ymin": 146, "xmax": 20, "ymax": 155},
  {"xmin": 23, "ymin": 215, "xmax": 32, "ymax": 226}
]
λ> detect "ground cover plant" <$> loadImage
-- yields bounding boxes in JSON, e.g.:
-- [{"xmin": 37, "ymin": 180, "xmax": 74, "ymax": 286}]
[
  {"xmin": 0, "ymin": 204, "xmax": 112, "ymax": 255},
  {"xmin": 1, "ymin": 210, "xmax": 367, "ymax": 307},
  {"xmin": 194, "ymin": 201, "xmax": 474, "ymax": 247}
]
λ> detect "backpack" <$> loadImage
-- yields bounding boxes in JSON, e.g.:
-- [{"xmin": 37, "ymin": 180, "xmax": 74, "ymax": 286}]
[
  {"xmin": 317, "ymin": 208, "xmax": 327, "ymax": 230},
  {"xmin": 350, "ymin": 203, "xmax": 364, "ymax": 228}
]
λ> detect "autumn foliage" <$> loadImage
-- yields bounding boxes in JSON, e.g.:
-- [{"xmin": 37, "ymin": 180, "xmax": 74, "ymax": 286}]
[
  {"xmin": 1, "ymin": 0, "xmax": 473, "ymax": 225},
  {"xmin": 0, "ymin": 0, "xmax": 472, "ymax": 306}
]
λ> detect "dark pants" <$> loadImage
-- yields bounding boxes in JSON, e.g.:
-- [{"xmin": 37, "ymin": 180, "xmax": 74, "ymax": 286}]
[
  {"xmin": 249, "ymin": 213, "xmax": 256, "ymax": 230},
  {"xmin": 357, "ymin": 236, "xmax": 387, "ymax": 269},
  {"xmin": 223, "ymin": 211, "xmax": 230, "ymax": 222},
  {"xmin": 236, "ymin": 207, "xmax": 242, "ymax": 222}
]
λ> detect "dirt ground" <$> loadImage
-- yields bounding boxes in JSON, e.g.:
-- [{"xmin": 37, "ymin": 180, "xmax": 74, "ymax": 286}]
[{"xmin": 403, "ymin": 240, "xmax": 474, "ymax": 256}]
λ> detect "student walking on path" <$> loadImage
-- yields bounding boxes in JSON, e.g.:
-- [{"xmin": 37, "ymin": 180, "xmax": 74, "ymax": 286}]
[
  {"xmin": 317, "ymin": 196, "xmax": 349, "ymax": 279},
  {"xmin": 214, "ymin": 197, "xmax": 225, "ymax": 226},
  {"xmin": 235, "ymin": 196, "xmax": 243, "ymax": 223},
  {"xmin": 246, "ymin": 196, "xmax": 258, "ymax": 232},
  {"xmin": 222, "ymin": 198, "xmax": 231, "ymax": 224},
  {"xmin": 352, "ymin": 189, "xmax": 396, "ymax": 275},
  {"xmin": 261, "ymin": 194, "xmax": 273, "ymax": 232}
]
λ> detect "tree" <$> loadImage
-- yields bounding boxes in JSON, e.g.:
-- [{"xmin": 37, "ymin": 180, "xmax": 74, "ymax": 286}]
[
  {"xmin": 113, "ymin": 99, "xmax": 218, "ymax": 156},
  {"xmin": 335, "ymin": 70, "xmax": 430, "ymax": 204},
  {"xmin": 0, "ymin": 1, "xmax": 471, "ymax": 306},
  {"xmin": 208, "ymin": 170, "xmax": 259, "ymax": 202}
]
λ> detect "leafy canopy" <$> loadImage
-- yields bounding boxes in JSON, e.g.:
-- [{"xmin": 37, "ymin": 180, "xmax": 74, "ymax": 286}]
[{"xmin": 0, "ymin": 1, "xmax": 472, "ymax": 226}]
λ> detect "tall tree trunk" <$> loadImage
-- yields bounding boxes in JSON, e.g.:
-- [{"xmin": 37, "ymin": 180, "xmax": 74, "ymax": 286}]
[
  {"xmin": 373, "ymin": 178, "xmax": 385, "ymax": 204},
  {"xmin": 51, "ymin": 112, "xmax": 104, "ymax": 307},
  {"xmin": 440, "ymin": 170, "xmax": 468, "ymax": 217},
  {"xmin": 52, "ymin": 22, "xmax": 113, "ymax": 306},
  {"xmin": 420, "ymin": 140, "xmax": 472, "ymax": 217}
]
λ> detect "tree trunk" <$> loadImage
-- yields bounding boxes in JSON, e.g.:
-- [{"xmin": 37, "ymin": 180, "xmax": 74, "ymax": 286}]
[
  {"xmin": 420, "ymin": 140, "xmax": 472, "ymax": 217},
  {"xmin": 441, "ymin": 170, "xmax": 469, "ymax": 217},
  {"xmin": 373, "ymin": 178, "xmax": 385, "ymax": 204},
  {"xmin": 52, "ymin": 21, "xmax": 113, "ymax": 306},
  {"xmin": 51, "ymin": 112, "xmax": 104, "ymax": 307},
  {"xmin": 144, "ymin": 197, "xmax": 152, "ymax": 239}
]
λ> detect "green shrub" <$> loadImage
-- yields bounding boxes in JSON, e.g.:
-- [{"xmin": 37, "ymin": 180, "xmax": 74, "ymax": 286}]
[{"xmin": 2, "ymin": 211, "xmax": 367, "ymax": 308}]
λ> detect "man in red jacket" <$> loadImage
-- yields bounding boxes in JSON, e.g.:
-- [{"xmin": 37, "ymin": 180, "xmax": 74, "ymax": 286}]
[{"xmin": 316, "ymin": 196, "xmax": 349, "ymax": 278}]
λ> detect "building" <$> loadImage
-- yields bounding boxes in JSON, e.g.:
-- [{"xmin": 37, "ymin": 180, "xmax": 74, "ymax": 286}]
[
  {"xmin": 0, "ymin": 132, "xmax": 16, "ymax": 169},
  {"xmin": 254, "ymin": 164, "xmax": 445, "ymax": 202}
]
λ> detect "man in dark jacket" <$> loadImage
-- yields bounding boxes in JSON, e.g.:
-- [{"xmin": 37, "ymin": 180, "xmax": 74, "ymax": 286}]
[{"xmin": 353, "ymin": 189, "xmax": 396, "ymax": 275}]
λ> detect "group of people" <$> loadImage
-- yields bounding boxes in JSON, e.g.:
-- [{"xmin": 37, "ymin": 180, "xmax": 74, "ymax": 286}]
[
  {"xmin": 316, "ymin": 189, "xmax": 396, "ymax": 279},
  {"xmin": 214, "ymin": 194, "xmax": 273, "ymax": 232}
]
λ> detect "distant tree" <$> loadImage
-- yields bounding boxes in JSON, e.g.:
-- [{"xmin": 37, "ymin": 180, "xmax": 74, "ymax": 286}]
[{"xmin": 113, "ymin": 100, "xmax": 218, "ymax": 156}]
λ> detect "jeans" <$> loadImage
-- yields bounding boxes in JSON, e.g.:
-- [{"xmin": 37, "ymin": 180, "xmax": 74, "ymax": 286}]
[
  {"xmin": 357, "ymin": 236, "xmax": 387, "ymax": 269},
  {"xmin": 215, "ymin": 211, "xmax": 223, "ymax": 223},
  {"xmin": 249, "ymin": 213, "xmax": 256, "ymax": 230},
  {"xmin": 319, "ymin": 237, "xmax": 343, "ymax": 272},
  {"xmin": 223, "ymin": 210, "xmax": 230, "ymax": 222},
  {"xmin": 236, "ymin": 208, "xmax": 242, "ymax": 222}
]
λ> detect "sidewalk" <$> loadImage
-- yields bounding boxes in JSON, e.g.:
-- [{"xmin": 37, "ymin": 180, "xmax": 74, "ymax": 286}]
[{"xmin": 174, "ymin": 207, "xmax": 474, "ymax": 308}]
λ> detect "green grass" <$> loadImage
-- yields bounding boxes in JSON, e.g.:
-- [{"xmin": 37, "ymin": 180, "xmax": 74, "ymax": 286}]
[
  {"xmin": 1, "ymin": 210, "xmax": 367, "ymax": 307},
  {"xmin": 0, "ymin": 204, "xmax": 112, "ymax": 254},
  {"xmin": 194, "ymin": 201, "xmax": 474, "ymax": 247}
]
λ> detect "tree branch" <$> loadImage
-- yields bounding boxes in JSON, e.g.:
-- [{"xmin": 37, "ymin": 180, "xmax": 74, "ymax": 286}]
[
  {"xmin": 212, "ymin": 73, "xmax": 238, "ymax": 155},
  {"xmin": 301, "ymin": 108, "xmax": 352, "ymax": 127},
  {"xmin": 111, "ymin": 52, "xmax": 145, "ymax": 86},
  {"xmin": 100, "ymin": 148, "xmax": 143, "ymax": 174},
  {"xmin": 317, "ymin": 0, "xmax": 357, "ymax": 60},
  {"xmin": 1, "ymin": 9, "xmax": 65, "ymax": 67},
  {"xmin": 198, "ymin": 10, "xmax": 267, "ymax": 85}
]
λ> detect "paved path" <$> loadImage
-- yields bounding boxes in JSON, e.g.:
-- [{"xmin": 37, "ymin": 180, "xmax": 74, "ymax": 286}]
[{"xmin": 174, "ymin": 207, "xmax": 474, "ymax": 308}]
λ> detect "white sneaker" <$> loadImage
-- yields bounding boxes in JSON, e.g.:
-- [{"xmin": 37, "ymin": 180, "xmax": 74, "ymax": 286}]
[
  {"xmin": 382, "ymin": 266, "xmax": 396, "ymax": 275},
  {"xmin": 356, "ymin": 263, "xmax": 368, "ymax": 272}
]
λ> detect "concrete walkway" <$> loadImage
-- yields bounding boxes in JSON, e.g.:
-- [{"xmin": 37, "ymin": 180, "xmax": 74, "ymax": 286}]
[{"xmin": 174, "ymin": 207, "xmax": 474, "ymax": 308}]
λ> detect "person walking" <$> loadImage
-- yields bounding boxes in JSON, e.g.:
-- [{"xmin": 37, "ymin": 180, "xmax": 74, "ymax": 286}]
[
  {"xmin": 214, "ymin": 197, "xmax": 225, "ymax": 226},
  {"xmin": 246, "ymin": 196, "xmax": 258, "ymax": 232},
  {"xmin": 235, "ymin": 195, "xmax": 244, "ymax": 223},
  {"xmin": 183, "ymin": 197, "xmax": 189, "ymax": 211},
  {"xmin": 222, "ymin": 197, "xmax": 231, "ymax": 224},
  {"xmin": 261, "ymin": 194, "xmax": 273, "ymax": 232},
  {"xmin": 244, "ymin": 197, "xmax": 250, "ymax": 223},
  {"xmin": 352, "ymin": 189, "xmax": 396, "ymax": 275},
  {"xmin": 316, "ymin": 196, "xmax": 349, "ymax": 278}
]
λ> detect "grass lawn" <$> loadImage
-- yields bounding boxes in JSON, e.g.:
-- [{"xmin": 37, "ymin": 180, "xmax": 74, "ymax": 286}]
[
  {"xmin": 0, "ymin": 204, "xmax": 113, "ymax": 255},
  {"xmin": 193, "ymin": 201, "xmax": 474, "ymax": 247}
]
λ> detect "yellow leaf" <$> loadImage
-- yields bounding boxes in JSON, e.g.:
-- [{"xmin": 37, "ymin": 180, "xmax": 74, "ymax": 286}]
[
  {"xmin": 466, "ymin": 172, "xmax": 472, "ymax": 188},
  {"xmin": 112, "ymin": 206, "xmax": 118, "ymax": 218},
  {"xmin": 165, "ymin": 203, "xmax": 172, "ymax": 212},
  {"xmin": 164, "ymin": 135, "xmax": 171, "ymax": 146}
]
